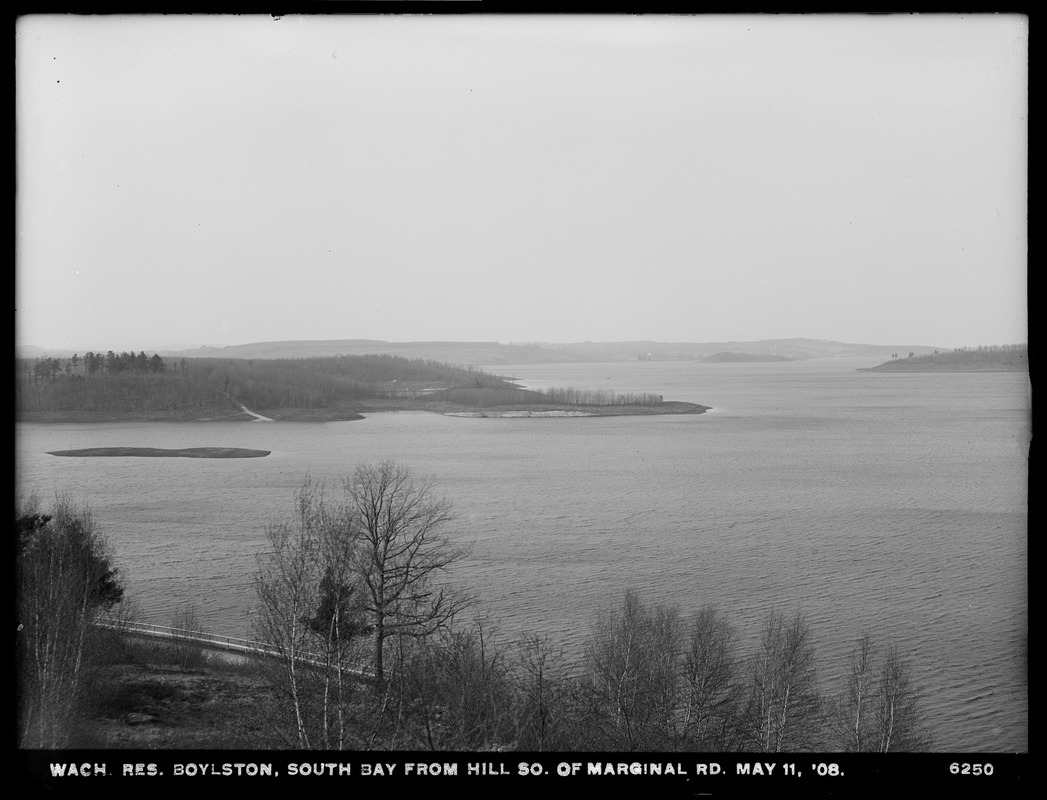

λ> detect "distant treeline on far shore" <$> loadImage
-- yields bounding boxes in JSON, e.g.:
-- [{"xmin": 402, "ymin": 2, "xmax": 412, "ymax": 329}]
[{"xmin": 864, "ymin": 344, "xmax": 1027, "ymax": 372}]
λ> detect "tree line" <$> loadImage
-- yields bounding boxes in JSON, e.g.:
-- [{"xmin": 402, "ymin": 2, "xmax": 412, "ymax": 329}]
[
  {"xmin": 22, "ymin": 350, "xmax": 172, "ymax": 384},
  {"xmin": 15, "ymin": 353, "xmax": 512, "ymax": 416},
  {"xmin": 540, "ymin": 387, "xmax": 663, "ymax": 406},
  {"xmin": 16, "ymin": 496, "xmax": 126, "ymax": 748},
  {"xmin": 425, "ymin": 386, "xmax": 664, "ymax": 408},
  {"xmin": 16, "ymin": 353, "xmax": 669, "ymax": 416},
  {"xmin": 876, "ymin": 344, "xmax": 1028, "ymax": 370}
]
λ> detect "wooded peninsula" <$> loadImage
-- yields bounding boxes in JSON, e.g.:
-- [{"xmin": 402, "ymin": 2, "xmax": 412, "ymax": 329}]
[
  {"xmin": 860, "ymin": 344, "xmax": 1028, "ymax": 372},
  {"xmin": 17, "ymin": 351, "xmax": 708, "ymax": 422}
]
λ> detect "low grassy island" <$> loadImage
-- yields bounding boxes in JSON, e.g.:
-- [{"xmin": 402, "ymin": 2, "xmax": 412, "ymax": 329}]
[
  {"xmin": 48, "ymin": 447, "xmax": 271, "ymax": 458},
  {"xmin": 699, "ymin": 351, "xmax": 794, "ymax": 363}
]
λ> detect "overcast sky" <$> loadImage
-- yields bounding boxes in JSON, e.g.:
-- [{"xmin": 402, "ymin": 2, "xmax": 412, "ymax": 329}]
[{"xmin": 16, "ymin": 14, "xmax": 1027, "ymax": 351}]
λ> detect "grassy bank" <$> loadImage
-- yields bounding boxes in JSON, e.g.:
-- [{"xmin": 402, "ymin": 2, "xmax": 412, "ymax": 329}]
[{"xmin": 67, "ymin": 637, "xmax": 283, "ymax": 749}]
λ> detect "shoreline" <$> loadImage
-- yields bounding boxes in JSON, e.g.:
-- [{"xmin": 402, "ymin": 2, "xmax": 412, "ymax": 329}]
[
  {"xmin": 19, "ymin": 400, "xmax": 710, "ymax": 423},
  {"xmin": 440, "ymin": 401, "xmax": 709, "ymax": 418},
  {"xmin": 856, "ymin": 365, "xmax": 1028, "ymax": 373}
]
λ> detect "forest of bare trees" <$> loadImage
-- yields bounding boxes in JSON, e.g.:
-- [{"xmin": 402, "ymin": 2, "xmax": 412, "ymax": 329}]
[
  {"xmin": 17, "ymin": 352, "xmax": 671, "ymax": 417},
  {"xmin": 15, "ymin": 353, "xmax": 511, "ymax": 417}
]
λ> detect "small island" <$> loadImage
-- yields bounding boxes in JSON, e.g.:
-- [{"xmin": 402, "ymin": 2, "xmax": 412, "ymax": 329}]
[
  {"xmin": 699, "ymin": 352, "xmax": 794, "ymax": 363},
  {"xmin": 48, "ymin": 447, "xmax": 270, "ymax": 458}
]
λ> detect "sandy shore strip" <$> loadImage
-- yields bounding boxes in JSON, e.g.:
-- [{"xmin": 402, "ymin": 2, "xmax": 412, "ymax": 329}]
[{"xmin": 445, "ymin": 410, "xmax": 595, "ymax": 418}]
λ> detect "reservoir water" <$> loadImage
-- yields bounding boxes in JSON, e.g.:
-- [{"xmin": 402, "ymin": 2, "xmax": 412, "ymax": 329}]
[{"xmin": 15, "ymin": 357, "xmax": 1029, "ymax": 752}]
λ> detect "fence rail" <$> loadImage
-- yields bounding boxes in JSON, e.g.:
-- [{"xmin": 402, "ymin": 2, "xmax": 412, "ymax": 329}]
[{"xmin": 96, "ymin": 619, "xmax": 375, "ymax": 680}]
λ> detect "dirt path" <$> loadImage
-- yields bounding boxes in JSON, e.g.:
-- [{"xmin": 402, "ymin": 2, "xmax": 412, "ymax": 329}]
[{"xmin": 237, "ymin": 403, "xmax": 274, "ymax": 422}]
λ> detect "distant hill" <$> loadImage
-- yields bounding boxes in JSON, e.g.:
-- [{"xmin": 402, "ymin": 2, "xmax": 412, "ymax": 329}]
[
  {"xmin": 155, "ymin": 340, "xmax": 570, "ymax": 365},
  {"xmin": 14, "ymin": 342, "xmax": 203, "ymax": 359},
  {"xmin": 699, "ymin": 352, "xmax": 795, "ymax": 363},
  {"xmin": 15, "ymin": 345, "xmax": 79, "ymax": 360},
  {"xmin": 145, "ymin": 337, "xmax": 948, "ymax": 365}
]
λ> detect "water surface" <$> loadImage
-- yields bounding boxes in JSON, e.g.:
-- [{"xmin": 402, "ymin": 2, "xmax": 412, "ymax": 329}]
[{"xmin": 16, "ymin": 357, "xmax": 1028, "ymax": 751}]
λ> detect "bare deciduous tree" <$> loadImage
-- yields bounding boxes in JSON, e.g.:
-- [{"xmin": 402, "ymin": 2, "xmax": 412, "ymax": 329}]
[
  {"xmin": 682, "ymin": 605, "xmax": 744, "ymax": 750},
  {"xmin": 254, "ymin": 479, "xmax": 366, "ymax": 749},
  {"xmin": 255, "ymin": 482, "xmax": 325, "ymax": 748},
  {"xmin": 168, "ymin": 603, "xmax": 209, "ymax": 671},
  {"xmin": 395, "ymin": 618, "xmax": 515, "ymax": 751},
  {"xmin": 514, "ymin": 632, "xmax": 571, "ymax": 751},
  {"xmin": 875, "ymin": 643, "xmax": 929, "ymax": 752},
  {"xmin": 344, "ymin": 461, "xmax": 470, "ymax": 686},
  {"xmin": 255, "ymin": 464, "xmax": 468, "ymax": 748},
  {"xmin": 834, "ymin": 634, "xmax": 930, "ymax": 752},
  {"xmin": 743, "ymin": 611, "xmax": 825, "ymax": 752},
  {"xmin": 583, "ymin": 589, "xmax": 681, "ymax": 749},
  {"xmin": 836, "ymin": 633, "xmax": 876, "ymax": 752},
  {"xmin": 17, "ymin": 495, "xmax": 124, "ymax": 747}
]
